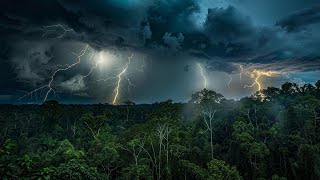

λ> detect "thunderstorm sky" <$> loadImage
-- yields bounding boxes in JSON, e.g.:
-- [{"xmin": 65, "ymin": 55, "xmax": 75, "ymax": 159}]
[{"xmin": 0, "ymin": 0, "xmax": 320, "ymax": 104}]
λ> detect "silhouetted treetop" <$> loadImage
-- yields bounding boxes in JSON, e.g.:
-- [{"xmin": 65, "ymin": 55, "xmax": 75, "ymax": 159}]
[{"xmin": 189, "ymin": 88, "xmax": 224, "ymax": 105}]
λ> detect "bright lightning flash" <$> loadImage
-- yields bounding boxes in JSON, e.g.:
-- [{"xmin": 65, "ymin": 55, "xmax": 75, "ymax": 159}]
[
  {"xmin": 19, "ymin": 45, "xmax": 89, "ymax": 102},
  {"xmin": 112, "ymin": 54, "xmax": 134, "ymax": 105},
  {"xmin": 197, "ymin": 63, "xmax": 207, "ymax": 89},
  {"xmin": 71, "ymin": 52, "xmax": 106, "ymax": 92},
  {"xmin": 83, "ymin": 52, "xmax": 104, "ymax": 79},
  {"xmin": 244, "ymin": 70, "xmax": 278, "ymax": 92},
  {"xmin": 20, "ymin": 25, "xmax": 143, "ymax": 104}
]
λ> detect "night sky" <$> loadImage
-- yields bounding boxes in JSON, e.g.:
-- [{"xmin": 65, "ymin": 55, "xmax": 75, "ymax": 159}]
[{"xmin": 0, "ymin": 0, "xmax": 319, "ymax": 104}]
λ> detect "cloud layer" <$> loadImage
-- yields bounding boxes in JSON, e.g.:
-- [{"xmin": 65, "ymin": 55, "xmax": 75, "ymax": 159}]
[{"xmin": 0, "ymin": 0, "xmax": 319, "ymax": 103}]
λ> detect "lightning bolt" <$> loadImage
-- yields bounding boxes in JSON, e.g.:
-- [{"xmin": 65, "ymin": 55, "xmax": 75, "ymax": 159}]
[
  {"xmin": 42, "ymin": 24, "xmax": 73, "ymax": 38},
  {"xmin": 244, "ymin": 70, "xmax": 278, "ymax": 92},
  {"xmin": 81, "ymin": 52, "xmax": 103, "ymax": 79},
  {"xmin": 197, "ymin": 63, "xmax": 207, "ymax": 89},
  {"xmin": 19, "ymin": 44, "xmax": 89, "ymax": 102},
  {"xmin": 112, "ymin": 54, "xmax": 133, "ymax": 105},
  {"xmin": 21, "ymin": 26, "xmax": 142, "ymax": 104},
  {"xmin": 244, "ymin": 70, "xmax": 262, "ymax": 91},
  {"xmin": 71, "ymin": 52, "xmax": 102, "ymax": 93}
]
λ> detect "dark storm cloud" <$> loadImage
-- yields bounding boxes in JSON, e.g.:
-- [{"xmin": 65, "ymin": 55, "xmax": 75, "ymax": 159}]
[
  {"xmin": 162, "ymin": 32, "xmax": 184, "ymax": 51},
  {"xmin": 0, "ymin": 1, "xmax": 283, "ymax": 61},
  {"xmin": 0, "ymin": 0, "xmax": 79, "ymax": 36},
  {"xmin": 51, "ymin": 0, "xmax": 199, "ymax": 50},
  {"xmin": 276, "ymin": 6, "xmax": 320, "ymax": 32},
  {"xmin": 204, "ymin": 6, "xmax": 254, "ymax": 42},
  {"xmin": 0, "ymin": 0, "xmax": 146, "ymax": 50},
  {"xmin": 194, "ymin": 5, "xmax": 320, "ymax": 73},
  {"xmin": 1, "ymin": 0, "xmax": 319, "ymax": 69},
  {"xmin": 146, "ymin": 0, "xmax": 199, "ymax": 39},
  {"xmin": 1, "ymin": 0, "xmax": 320, "ymax": 103},
  {"xmin": 183, "ymin": 6, "xmax": 283, "ymax": 64}
]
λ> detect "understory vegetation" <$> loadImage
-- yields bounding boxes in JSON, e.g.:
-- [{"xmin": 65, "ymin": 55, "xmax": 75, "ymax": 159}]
[{"xmin": 1, "ymin": 81, "xmax": 320, "ymax": 179}]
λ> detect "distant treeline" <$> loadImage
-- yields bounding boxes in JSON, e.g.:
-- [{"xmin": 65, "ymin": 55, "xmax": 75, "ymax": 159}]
[{"xmin": 1, "ymin": 81, "xmax": 320, "ymax": 180}]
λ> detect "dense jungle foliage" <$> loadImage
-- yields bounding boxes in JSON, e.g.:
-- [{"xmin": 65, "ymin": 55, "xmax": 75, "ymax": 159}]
[{"xmin": 1, "ymin": 81, "xmax": 320, "ymax": 180}]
